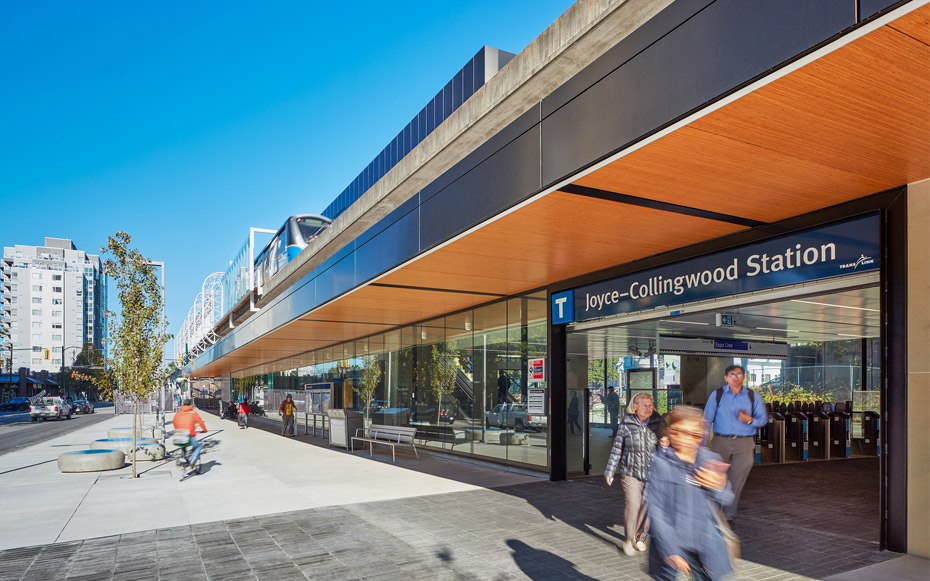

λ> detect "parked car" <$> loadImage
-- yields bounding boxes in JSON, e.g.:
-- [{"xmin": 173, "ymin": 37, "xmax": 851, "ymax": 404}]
[
  {"xmin": 0, "ymin": 397, "xmax": 31, "ymax": 412},
  {"xmin": 72, "ymin": 400, "xmax": 95, "ymax": 414},
  {"xmin": 29, "ymin": 397, "xmax": 72, "ymax": 421},
  {"xmin": 485, "ymin": 403, "xmax": 547, "ymax": 432}
]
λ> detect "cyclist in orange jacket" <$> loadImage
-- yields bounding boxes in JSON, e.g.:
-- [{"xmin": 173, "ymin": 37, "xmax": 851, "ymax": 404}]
[{"xmin": 173, "ymin": 400, "xmax": 207, "ymax": 465}]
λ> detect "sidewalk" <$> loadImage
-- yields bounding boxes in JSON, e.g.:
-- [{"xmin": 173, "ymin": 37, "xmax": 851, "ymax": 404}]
[
  {"xmin": 0, "ymin": 410, "xmax": 538, "ymax": 551},
  {"xmin": 0, "ymin": 410, "xmax": 925, "ymax": 580}
]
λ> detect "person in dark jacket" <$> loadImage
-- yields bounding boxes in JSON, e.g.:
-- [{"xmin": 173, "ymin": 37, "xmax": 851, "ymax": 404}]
[
  {"xmin": 605, "ymin": 386, "xmax": 621, "ymax": 437},
  {"xmin": 567, "ymin": 391, "xmax": 581, "ymax": 434},
  {"xmin": 646, "ymin": 406, "xmax": 735, "ymax": 581},
  {"xmin": 604, "ymin": 393, "xmax": 662, "ymax": 556}
]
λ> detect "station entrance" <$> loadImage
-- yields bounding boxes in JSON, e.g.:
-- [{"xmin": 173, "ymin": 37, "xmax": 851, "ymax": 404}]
[{"xmin": 564, "ymin": 273, "xmax": 883, "ymax": 544}]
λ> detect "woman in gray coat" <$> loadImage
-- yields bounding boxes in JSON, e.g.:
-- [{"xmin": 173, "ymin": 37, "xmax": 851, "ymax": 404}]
[{"xmin": 604, "ymin": 392, "xmax": 662, "ymax": 556}]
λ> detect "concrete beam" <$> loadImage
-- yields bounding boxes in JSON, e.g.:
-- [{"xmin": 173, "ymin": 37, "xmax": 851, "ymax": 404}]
[{"xmin": 258, "ymin": 0, "xmax": 673, "ymax": 306}]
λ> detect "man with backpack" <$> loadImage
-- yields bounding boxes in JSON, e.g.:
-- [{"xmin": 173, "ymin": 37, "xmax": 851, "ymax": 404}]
[
  {"xmin": 703, "ymin": 364, "xmax": 768, "ymax": 521},
  {"xmin": 279, "ymin": 394, "xmax": 298, "ymax": 437}
]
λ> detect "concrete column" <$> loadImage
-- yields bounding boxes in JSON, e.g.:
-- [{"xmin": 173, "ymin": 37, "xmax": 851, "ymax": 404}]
[
  {"xmin": 680, "ymin": 356, "xmax": 731, "ymax": 407},
  {"xmin": 907, "ymin": 179, "xmax": 929, "ymax": 558}
]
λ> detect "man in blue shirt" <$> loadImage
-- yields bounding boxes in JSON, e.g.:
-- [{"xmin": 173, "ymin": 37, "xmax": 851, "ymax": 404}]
[{"xmin": 703, "ymin": 364, "xmax": 768, "ymax": 520}]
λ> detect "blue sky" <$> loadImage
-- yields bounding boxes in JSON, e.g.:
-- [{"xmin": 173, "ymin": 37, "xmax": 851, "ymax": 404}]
[{"xmin": 0, "ymin": 1, "xmax": 572, "ymax": 361}]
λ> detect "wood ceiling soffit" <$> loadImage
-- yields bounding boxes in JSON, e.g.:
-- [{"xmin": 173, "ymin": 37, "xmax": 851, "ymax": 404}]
[
  {"xmin": 690, "ymin": 24, "xmax": 928, "ymax": 185},
  {"xmin": 381, "ymin": 194, "xmax": 744, "ymax": 293},
  {"xmin": 574, "ymin": 17, "xmax": 928, "ymax": 222}
]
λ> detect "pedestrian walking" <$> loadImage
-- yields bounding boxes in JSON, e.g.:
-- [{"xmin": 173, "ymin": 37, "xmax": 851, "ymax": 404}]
[
  {"xmin": 237, "ymin": 397, "xmax": 251, "ymax": 429},
  {"xmin": 605, "ymin": 386, "xmax": 621, "ymax": 437},
  {"xmin": 567, "ymin": 391, "xmax": 581, "ymax": 434},
  {"xmin": 646, "ymin": 406, "xmax": 734, "ymax": 580},
  {"xmin": 703, "ymin": 364, "xmax": 767, "ymax": 521},
  {"xmin": 604, "ymin": 392, "xmax": 662, "ymax": 556},
  {"xmin": 497, "ymin": 370, "xmax": 510, "ymax": 405},
  {"xmin": 279, "ymin": 394, "xmax": 298, "ymax": 437}
]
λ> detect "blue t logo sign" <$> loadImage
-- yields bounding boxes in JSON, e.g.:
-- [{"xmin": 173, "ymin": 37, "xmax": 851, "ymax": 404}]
[{"xmin": 552, "ymin": 291, "xmax": 574, "ymax": 324}]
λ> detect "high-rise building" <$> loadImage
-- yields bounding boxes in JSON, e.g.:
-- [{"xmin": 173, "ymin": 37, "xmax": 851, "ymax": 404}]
[{"xmin": 1, "ymin": 238, "xmax": 107, "ymax": 373}]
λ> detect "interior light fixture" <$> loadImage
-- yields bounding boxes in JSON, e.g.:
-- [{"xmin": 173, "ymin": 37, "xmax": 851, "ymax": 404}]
[
  {"xmin": 790, "ymin": 299, "xmax": 879, "ymax": 312},
  {"xmin": 838, "ymin": 333, "xmax": 872, "ymax": 338},
  {"xmin": 757, "ymin": 327, "xmax": 799, "ymax": 333},
  {"xmin": 421, "ymin": 330, "xmax": 427, "ymax": 340},
  {"xmin": 464, "ymin": 321, "xmax": 471, "ymax": 331},
  {"xmin": 660, "ymin": 320, "xmax": 709, "ymax": 325}
]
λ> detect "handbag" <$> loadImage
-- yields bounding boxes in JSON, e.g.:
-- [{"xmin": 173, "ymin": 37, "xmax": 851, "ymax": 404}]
[{"xmin": 712, "ymin": 505, "xmax": 741, "ymax": 570}]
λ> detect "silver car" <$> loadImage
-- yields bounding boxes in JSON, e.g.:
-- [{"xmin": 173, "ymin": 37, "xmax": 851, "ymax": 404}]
[{"xmin": 485, "ymin": 403, "xmax": 547, "ymax": 432}]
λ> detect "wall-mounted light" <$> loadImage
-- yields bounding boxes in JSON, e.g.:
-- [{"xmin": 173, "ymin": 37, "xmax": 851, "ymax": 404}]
[
  {"xmin": 464, "ymin": 322, "xmax": 471, "ymax": 331},
  {"xmin": 421, "ymin": 330, "xmax": 427, "ymax": 340}
]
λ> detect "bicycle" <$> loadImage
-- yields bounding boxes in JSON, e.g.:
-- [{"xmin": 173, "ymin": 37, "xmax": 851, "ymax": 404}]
[{"xmin": 169, "ymin": 430, "xmax": 202, "ymax": 480}]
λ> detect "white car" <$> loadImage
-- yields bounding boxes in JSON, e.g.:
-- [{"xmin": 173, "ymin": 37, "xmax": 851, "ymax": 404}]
[{"xmin": 30, "ymin": 397, "xmax": 72, "ymax": 421}]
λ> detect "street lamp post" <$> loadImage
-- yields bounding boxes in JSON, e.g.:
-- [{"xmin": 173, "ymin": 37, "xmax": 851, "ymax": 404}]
[{"xmin": 146, "ymin": 261, "xmax": 166, "ymax": 441}]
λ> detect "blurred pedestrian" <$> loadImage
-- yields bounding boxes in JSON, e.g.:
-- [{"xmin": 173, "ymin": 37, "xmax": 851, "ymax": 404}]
[
  {"xmin": 604, "ymin": 393, "xmax": 661, "ymax": 556},
  {"xmin": 605, "ymin": 386, "xmax": 621, "ymax": 437},
  {"xmin": 237, "ymin": 397, "xmax": 251, "ymax": 429},
  {"xmin": 646, "ymin": 406, "xmax": 735, "ymax": 580},
  {"xmin": 279, "ymin": 394, "xmax": 297, "ymax": 437}
]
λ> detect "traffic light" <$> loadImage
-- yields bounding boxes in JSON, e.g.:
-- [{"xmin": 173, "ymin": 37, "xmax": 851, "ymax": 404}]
[{"xmin": 43, "ymin": 349, "xmax": 50, "ymax": 360}]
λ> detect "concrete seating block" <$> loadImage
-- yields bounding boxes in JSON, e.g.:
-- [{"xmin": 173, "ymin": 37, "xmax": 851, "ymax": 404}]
[
  {"xmin": 463, "ymin": 428, "xmax": 484, "ymax": 441},
  {"xmin": 498, "ymin": 431, "xmax": 529, "ymax": 446},
  {"xmin": 132, "ymin": 443, "xmax": 166, "ymax": 461},
  {"xmin": 58, "ymin": 449, "xmax": 125, "ymax": 473},
  {"xmin": 91, "ymin": 438, "xmax": 157, "ymax": 454},
  {"xmin": 108, "ymin": 426, "xmax": 155, "ymax": 439}
]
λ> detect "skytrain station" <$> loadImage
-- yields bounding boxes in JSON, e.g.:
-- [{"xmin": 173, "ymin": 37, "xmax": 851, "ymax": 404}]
[{"xmin": 181, "ymin": 0, "xmax": 929, "ymax": 563}]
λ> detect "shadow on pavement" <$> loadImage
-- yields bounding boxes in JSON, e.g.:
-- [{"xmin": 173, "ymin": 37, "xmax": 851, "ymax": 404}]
[{"xmin": 506, "ymin": 539, "xmax": 601, "ymax": 580}]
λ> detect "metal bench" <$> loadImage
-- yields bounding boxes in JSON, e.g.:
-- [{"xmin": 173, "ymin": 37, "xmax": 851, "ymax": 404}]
[
  {"xmin": 414, "ymin": 425, "xmax": 466, "ymax": 449},
  {"xmin": 351, "ymin": 424, "xmax": 419, "ymax": 462}
]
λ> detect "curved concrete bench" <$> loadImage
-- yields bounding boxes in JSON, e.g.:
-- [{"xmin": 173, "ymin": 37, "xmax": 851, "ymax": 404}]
[
  {"xmin": 133, "ymin": 443, "xmax": 166, "ymax": 461},
  {"xmin": 498, "ymin": 431, "xmax": 529, "ymax": 446},
  {"xmin": 90, "ymin": 438, "xmax": 157, "ymax": 454},
  {"xmin": 463, "ymin": 427, "xmax": 484, "ymax": 441},
  {"xmin": 58, "ymin": 449, "xmax": 126, "ymax": 473},
  {"xmin": 108, "ymin": 426, "xmax": 155, "ymax": 439}
]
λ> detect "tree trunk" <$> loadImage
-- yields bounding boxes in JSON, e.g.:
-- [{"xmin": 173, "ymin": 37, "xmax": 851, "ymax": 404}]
[{"xmin": 131, "ymin": 399, "xmax": 138, "ymax": 478}]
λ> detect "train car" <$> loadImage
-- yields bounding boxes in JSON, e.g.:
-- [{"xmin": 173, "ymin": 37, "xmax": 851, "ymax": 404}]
[{"xmin": 255, "ymin": 214, "xmax": 331, "ymax": 289}]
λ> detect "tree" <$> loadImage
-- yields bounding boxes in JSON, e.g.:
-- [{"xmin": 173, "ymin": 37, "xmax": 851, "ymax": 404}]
[
  {"xmin": 358, "ymin": 355, "xmax": 382, "ymax": 428},
  {"xmin": 429, "ymin": 343, "xmax": 458, "ymax": 425},
  {"xmin": 65, "ymin": 343, "xmax": 107, "ymax": 400},
  {"xmin": 100, "ymin": 232, "xmax": 170, "ymax": 479}
]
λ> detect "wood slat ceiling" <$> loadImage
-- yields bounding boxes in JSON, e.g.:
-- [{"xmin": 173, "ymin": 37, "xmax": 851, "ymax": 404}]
[
  {"xmin": 195, "ymin": 8, "xmax": 929, "ymax": 377},
  {"xmin": 574, "ymin": 10, "xmax": 929, "ymax": 221}
]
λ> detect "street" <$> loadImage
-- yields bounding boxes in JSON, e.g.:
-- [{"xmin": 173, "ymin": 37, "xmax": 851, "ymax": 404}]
[{"xmin": 0, "ymin": 408, "xmax": 112, "ymax": 456}]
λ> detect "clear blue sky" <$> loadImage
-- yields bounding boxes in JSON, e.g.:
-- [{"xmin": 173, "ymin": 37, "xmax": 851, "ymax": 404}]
[{"xmin": 0, "ymin": 0, "xmax": 572, "ymax": 362}]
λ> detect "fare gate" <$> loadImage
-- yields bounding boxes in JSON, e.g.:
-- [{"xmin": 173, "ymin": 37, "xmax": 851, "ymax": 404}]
[
  {"xmin": 785, "ymin": 411, "xmax": 808, "ymax": 461},
  {"xmin": 829, "ymin": 410, "xmax": 851, "ymax": 459},
  {"xmin": 759, "ymin": 411, "xmax": 786, "ymax": 464},
  {"xmin": 807, "ymin": 411, "xmax": 830, "ymax": 460},
  {"xmin": 859, "ymin": 411, "xmax": 880, "ymax": 456}
]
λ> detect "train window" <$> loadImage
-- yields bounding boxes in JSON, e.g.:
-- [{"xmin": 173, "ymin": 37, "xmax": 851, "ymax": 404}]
[{"xmin": 296, "ymin": 217, "xmax": 328, "ymax": 240}]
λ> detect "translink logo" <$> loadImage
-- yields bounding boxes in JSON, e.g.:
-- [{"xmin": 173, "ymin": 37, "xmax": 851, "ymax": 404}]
[{"xmin": 552, "ymin": 291, "xmax": 574, "ymax": 325}]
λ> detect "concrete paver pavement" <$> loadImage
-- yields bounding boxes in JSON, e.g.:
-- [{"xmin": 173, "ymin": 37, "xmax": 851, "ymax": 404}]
[{"xmin": 0, "ymin": 409, "xmax": 925, "ymax": 580}]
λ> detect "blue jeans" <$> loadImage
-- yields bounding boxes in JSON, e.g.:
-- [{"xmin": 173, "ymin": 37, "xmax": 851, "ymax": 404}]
[{"xmin": 189, "ymin": 435, "xmax": 203, "ymax": 465}]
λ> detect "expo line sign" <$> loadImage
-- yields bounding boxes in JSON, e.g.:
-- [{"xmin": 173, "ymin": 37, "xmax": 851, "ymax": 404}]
[{"xmin": 552, "ymin": 213, "xmax": 879, "ymax": 325}]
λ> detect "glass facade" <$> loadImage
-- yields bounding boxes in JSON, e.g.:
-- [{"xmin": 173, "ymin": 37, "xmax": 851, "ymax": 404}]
[{"xmin": 230, "ymin": 290, "xmax": 549, "ymax": 470}]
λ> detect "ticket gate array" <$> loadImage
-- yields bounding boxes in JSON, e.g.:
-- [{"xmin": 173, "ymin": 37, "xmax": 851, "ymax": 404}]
[{"xmin": 753, "ymin": 401, "xmax": 876, "ymax": 465}]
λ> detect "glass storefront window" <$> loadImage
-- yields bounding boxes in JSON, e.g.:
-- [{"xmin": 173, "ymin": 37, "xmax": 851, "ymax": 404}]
[{"xmin": 230, "ymin": 290, "xmax": 549, "ymax": 471}]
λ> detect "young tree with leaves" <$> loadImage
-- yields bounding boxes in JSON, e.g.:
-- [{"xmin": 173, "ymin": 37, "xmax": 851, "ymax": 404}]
[
  {"xmin": 429, "ymin": 343, "xmax": 458, "ymax": 425},
  {"xmin": 358, "ymin": 354, "xmax": 382, "ymax": 428},
  {"xmin": 100, "ymin": 232, "xmax": 170, "ymax": 479}
]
